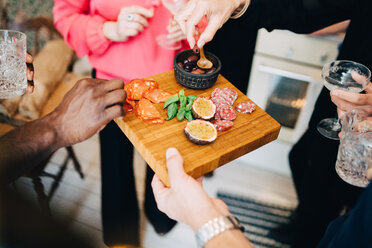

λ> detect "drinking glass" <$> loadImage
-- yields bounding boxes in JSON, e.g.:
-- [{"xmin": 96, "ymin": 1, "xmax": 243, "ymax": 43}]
[
  {"xmin": 336, "ymin": 106, "xmax": 372, "ymax": 187},
  {"xmin": 0, "ymin": 30, "xmax": 27, "ymax": 99},
  {"xmin": 156, "ymin": 0, "xmax": 188, "ymax": 50},
  {"xmin": 317, "ymin": 60, "xmax": 371, "ymax": 140}
]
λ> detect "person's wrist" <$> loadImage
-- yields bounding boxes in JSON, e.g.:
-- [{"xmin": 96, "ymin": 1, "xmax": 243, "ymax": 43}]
[
  {"xmin": 37, "ymin": 113, "xmax": 61, "ymax": 151},
  {"xmin": 103, "ymin": 21, "xmax": 121, "ymax": 41},
  {"xmin": 188, "ymin": 205, "xmax": 225, "ymax": 231}
]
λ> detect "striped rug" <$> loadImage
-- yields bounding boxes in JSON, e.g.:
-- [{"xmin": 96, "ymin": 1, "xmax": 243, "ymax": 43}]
[{"xmin": 217, "ymin": 191, "xmax": 295, "ymax": 248}]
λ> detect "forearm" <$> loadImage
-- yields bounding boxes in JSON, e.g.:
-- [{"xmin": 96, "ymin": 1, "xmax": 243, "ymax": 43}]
[
  {"xmin": 240, "ymin": 0, "xmax": 354, "ymax": 34},
  {"xmin": 53, "ymin": 0, "xmax": 111, "ymax": 57},
  {"xmin": 0, "ymin": 113, "xmax": 61, "ymax": 185},
  {"xmin": 206, "ymin": 229, "xmax": 253, "ymax": 248},
  {"xmin": 189, "ymin": 207, "xmax": 253, "ymax": 248}
]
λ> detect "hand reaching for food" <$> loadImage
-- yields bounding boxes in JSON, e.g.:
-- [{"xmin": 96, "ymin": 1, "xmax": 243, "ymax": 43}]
[
  {"xmin": 174, "ymin": 0, "xmax": 247, "ymax": 48},
  {"xmin": 103, "ymin": 6, "xmax": 154, "ymax": 42}
]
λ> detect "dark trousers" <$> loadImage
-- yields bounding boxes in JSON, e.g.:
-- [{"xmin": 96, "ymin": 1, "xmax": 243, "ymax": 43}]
[
  {"xmin": 288, "ymin": 87, "xmax": 363, "ymax": 248},
  {"xmin": 94, "ymin": 71, "xmax": 175, "ymax": 246},
  {"xmin": 100, "ymin": 119, "xmax": 176, "ymax": 246}
]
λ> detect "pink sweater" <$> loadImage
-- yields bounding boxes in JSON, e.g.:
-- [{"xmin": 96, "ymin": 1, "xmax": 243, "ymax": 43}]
[{"xmin": 53, "ymin": 0, "xmax": 187, "ymax": 81}]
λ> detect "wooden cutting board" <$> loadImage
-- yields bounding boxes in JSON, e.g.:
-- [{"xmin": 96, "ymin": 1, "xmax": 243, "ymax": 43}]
[{"xmin": 115, "ymin": 70, "xmax": 281, "ymax": 187}]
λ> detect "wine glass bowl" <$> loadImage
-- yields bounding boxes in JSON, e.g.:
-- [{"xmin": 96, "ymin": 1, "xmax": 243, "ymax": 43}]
[
  {"xmin": 322, "ymin": 60, "xmax": 371, "ymax": 92},
  {"xmin": 317, "ymin": 60, "xmax": 371, "ymax": 140}
]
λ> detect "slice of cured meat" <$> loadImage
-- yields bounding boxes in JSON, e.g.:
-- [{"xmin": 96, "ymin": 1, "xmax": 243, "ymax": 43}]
[
  {"xmin": 214, "ymin": 110, "xmax": 222, "ymax": 120},
  {"xmin": 216, "ymin": 104, "xmax": 236, "ymax": 121},
  {"xmin": 125, "ymin": 79, "xmax": 159, "ymax": 101},
  {"xmin": 123, "ymin": 102, "xmax": 134, "ymax": 113},
  {"xmin": 135, "ymin": 98, "xmax": 164, "ymax": 124},
  {"xmin": 143, "ymin": 88, "xmax": 173, "ymax": 103},
  {"xmin": 211, "ymin": 95, "xmax": 231, "ymax": 107},
  {"xmin": 211, "ymin": 87, "xmax": 238, "ymax": 106},
  {"xmin": 236, "ymin": 101, "xmax": 256, "ymax": 114},
  {"xmin": 213, "ymin": 120, "xmax": 234, "ymax": 131}
]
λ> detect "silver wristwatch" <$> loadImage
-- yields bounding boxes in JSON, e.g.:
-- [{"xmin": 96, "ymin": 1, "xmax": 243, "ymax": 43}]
[{"xmin": 195, "ymin": 215, "xmax": 244, "ymax": 248}]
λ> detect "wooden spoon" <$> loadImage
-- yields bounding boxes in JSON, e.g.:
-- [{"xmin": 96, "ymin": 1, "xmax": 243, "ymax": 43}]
[{"xmin": 197, "ymin": 47, "xmax": 213, "ymax": 69}]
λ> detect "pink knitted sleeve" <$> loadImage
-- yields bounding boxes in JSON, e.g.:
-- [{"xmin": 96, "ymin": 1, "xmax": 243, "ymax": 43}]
[{"xmin": 53, "ymin": 0, "xmax": 111, "ymax": 57}]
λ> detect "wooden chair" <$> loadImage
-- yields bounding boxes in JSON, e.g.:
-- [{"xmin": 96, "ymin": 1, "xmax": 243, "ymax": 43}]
[{"xmin": 0, "ymin": 10, "xmax": 84, "ymax": 214}]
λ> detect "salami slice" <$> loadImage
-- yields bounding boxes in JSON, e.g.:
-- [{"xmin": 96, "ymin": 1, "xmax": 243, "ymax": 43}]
[
  {"xmin": 236, "ymin": 101, "xmax": 256, "ymax": 114},
  {"xmin": 223, "ymin": 88, "xmax": 238, "ymax": 104},
  {"xmin": 214, "ymin": 111, "xmax": 222, "ymax": 120},
  {"xmin": 217, "ymin": 104, "xmax": 236, "ymax": 121},
  {"xmin": 211, "ymin": 88, "xmax": 223, "ymax": 99},
  {"xmin": 211, "ymin": 87, "xmax": 238, "ymax": 106},
  {"xmin": 212, "ymin": 95, "xmax": 231, "ymax": 107},
  {"xmin": 213, "ymin": 120, "xmax": 234, "ymax": 131}
]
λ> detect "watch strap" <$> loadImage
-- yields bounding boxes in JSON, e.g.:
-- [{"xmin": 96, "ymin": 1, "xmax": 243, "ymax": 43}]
[{"xmin": 195, "ymin": 215, "xmax": 244, "ymax": 248}]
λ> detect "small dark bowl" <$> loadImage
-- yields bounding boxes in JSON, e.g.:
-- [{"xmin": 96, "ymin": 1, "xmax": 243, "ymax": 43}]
[{"xmin": 174, "ymin": 49, "xmax": 222, "ymax": 89}]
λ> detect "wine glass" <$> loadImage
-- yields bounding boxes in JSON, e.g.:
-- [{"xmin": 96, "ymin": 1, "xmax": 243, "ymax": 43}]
[
  {"xmin": 317, "ymin": 60, "xmax": 371, "ymax": 140},
  {"xmin": 0, "ymin": 30, "xmax": 27, "ymax": 99},
  {"xmin": 156, "ymin": 0, "xmax": 188, "ymax": 50}
]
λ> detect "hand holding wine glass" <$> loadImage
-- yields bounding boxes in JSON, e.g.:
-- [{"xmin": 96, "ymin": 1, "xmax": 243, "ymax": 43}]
[
  {"xmin": 330, "ymin": 82, "xmax": 372, "ymax": 119},
  {"xmin": 317, "ymin": 60, "xmax": 371, "ymax": 140}
]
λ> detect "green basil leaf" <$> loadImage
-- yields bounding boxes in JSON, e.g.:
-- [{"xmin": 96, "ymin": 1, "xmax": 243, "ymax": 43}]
[
  {"xmin": 179, "ymin": 89, "xmax": 185, "ymax": 97},
  {"xmin": 186, "ymin": 95, "xmax": 197, "ymax": 103},
  {"xmin": 163, "ymin": 94, "xmax": 179, "ymax": 109},
  {"xmin": 166, "ymin": 102, "xmax": 178, "ymax": 120},
  {"xmin": 185, "ymin": 101, "xmax": 193, "ymax": 112},
  {"xmin": 180, "ymin": 95, "xmax": 187, "ymax": 108},
  {"xmin": 185, "ymin": 111, "xmax": 193, "ymax": 121},
  {"xmin": 177, "ymin": 108, "xmax": 186, "ymax": 121}
]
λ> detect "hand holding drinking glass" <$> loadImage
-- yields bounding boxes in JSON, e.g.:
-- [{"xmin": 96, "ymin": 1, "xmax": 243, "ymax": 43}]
[
  {"xmin": 317, "ymin": 60, "xmax": 371, "ymax": 140},
  {"xmin": 0, "ymin": 30, "xmax": 28, "ymax": 99},
  {"xmin": 336, "ymin": 106, "xmax": 372, "ymax": 188}
]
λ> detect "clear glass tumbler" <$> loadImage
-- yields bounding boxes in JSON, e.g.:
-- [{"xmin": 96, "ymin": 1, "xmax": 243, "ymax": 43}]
[
  {"xmin": 336, "ymin": 106, "xmax": 372, "ymax": 187},
  {"xmin": 0, "ymin": 30, "xmax": 27, "ymax": 99}
]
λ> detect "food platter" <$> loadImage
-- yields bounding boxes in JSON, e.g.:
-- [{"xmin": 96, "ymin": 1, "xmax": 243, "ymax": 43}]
[{"xmin": 115, "ymin": 70, "xmax": 281, "ymax": 187}]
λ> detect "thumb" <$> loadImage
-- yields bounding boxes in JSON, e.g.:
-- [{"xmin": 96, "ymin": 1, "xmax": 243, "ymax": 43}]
[
  {"xmin": 365, "ymin": 83, "xmax": 372, "ymax": 94},
  {"xmin": 166, "ymin": 147, "xmax": 185, "ymax": 186},
  {"xmin": 367, "ymin": 168, "xmax": 372, "ymax": 181}
]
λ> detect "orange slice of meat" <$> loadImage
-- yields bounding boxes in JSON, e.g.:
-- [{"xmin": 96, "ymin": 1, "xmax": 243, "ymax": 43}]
[
  {"xmin": 135, "ymin": 98, "xmax": 164, "ymax": 124},
  {"xmin": 124, "ymin": 79, "xmax": 159, "ymax": 101},
  {"xmin": 143, "ymin": 88, "xmax": 173, "ymax": 103},
  {"xmin": 123, "ymin": 102, "xmax": 134, "ymax": 113}
]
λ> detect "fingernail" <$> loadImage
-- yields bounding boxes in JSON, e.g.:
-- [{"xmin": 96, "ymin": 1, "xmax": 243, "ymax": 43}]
[
  {"xmin": 166, "ymin": 147, "xmax": 178, "ymax": 159},
  {"xmin": 331, "ymin": 90, "xmax": 338, "ymax": 96}
]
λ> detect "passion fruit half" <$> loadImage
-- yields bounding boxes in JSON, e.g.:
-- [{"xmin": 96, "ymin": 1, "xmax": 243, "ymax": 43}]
[
  {"xmin": 192, "ymin": 97, "xmax": 216, "ymax": 120},
  {"xmin": 184, "ymin": 120, "xmax": 217, "ymax": 145}
]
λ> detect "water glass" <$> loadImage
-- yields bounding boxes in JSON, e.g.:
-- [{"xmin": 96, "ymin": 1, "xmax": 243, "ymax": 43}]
[
  {"xmin": 336, "ymin": 106, "xmax": 372, "ymax": 187},
  {"xmin": 0, "ymin": 30, "xmax": 27, "ymax": 99}
]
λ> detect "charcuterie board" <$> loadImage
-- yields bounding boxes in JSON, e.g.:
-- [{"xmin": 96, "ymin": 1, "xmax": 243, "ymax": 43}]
[{"xmin": 115, "ymin": 70, "xmax": 280, "ymax": 187}]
